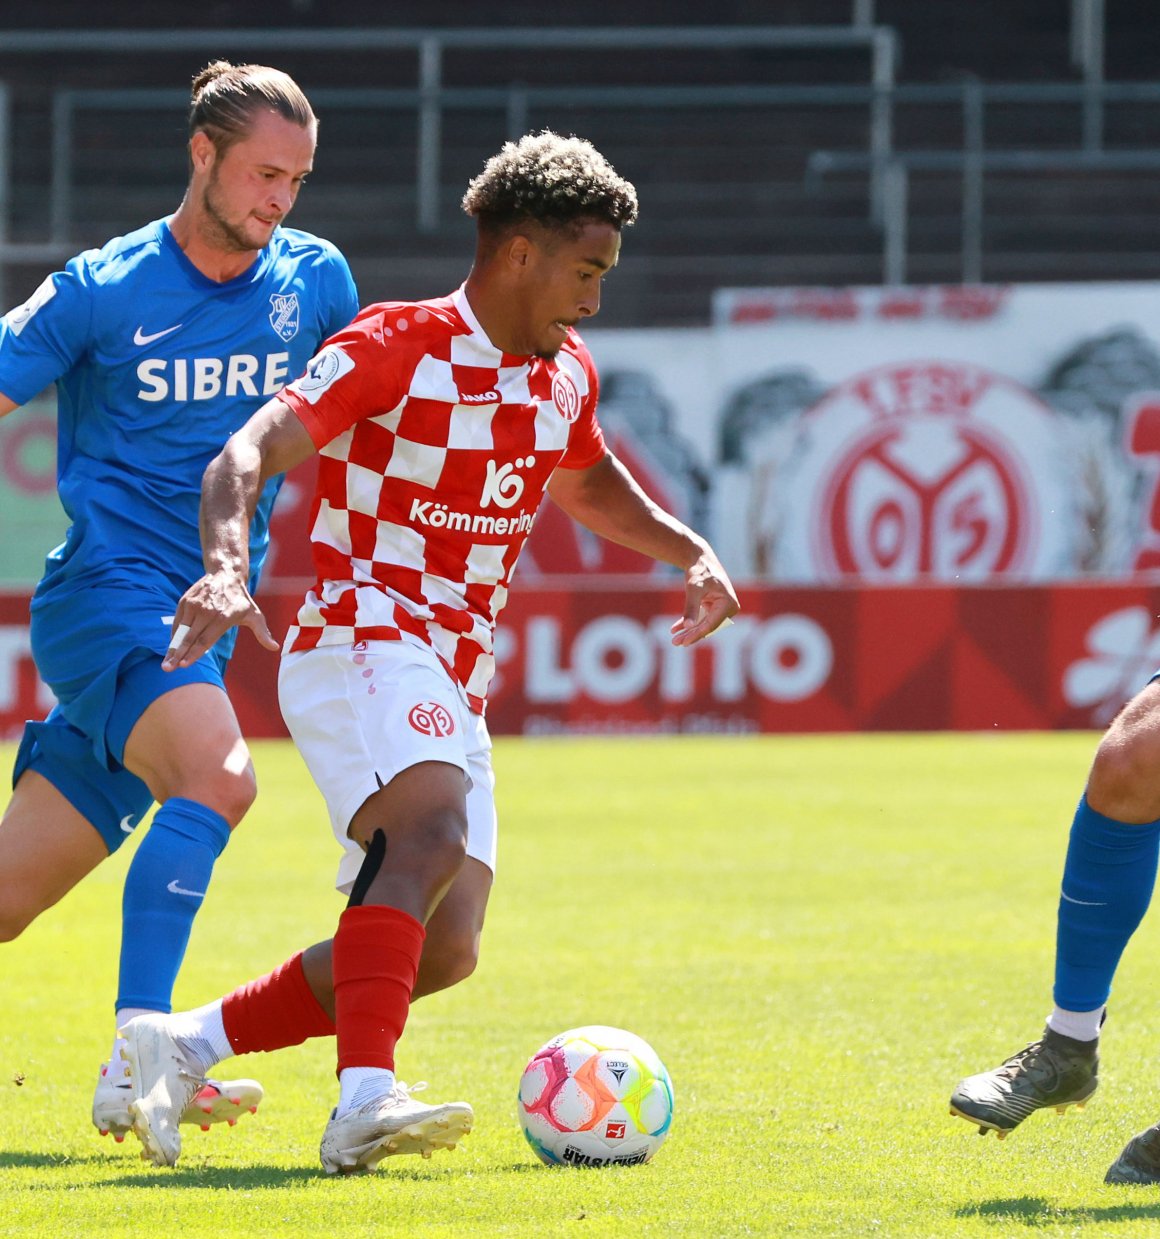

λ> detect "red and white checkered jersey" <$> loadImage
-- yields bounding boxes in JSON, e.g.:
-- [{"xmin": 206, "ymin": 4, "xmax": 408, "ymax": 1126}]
[{"xmin": 279, "ymin": 285, "xmax": 606, "ymax": 712}]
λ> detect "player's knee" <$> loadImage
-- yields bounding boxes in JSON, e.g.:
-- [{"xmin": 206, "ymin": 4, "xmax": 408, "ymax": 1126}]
[
  {"xmin": 194, "ymin": 765, "xmax": 258, "ymax": 829},
  {"xmin": 420, "ymin": 936, "xmax": 480, "ymax": 995},
  {"xmin": 391, "ymin": 805, "xmax": 469, "ymax": 902},
  {"xmin": 439, "ymin": 936, "xmax": 480, "ymax": 988},
  {"xmin": 420, "ymin": 806, "xmax": 469, "ymax": 883},
  {"xmin": 1090, "ymin": 727, "xmax": 1160, "ymax": 821}
]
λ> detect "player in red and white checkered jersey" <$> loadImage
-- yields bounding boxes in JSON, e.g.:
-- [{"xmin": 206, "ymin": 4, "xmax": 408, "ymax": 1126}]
[
  {"xmin": 120, "ymin": 133, "xmax": 739, "ymax": 1175},
  {"xmin": 278, "ymin": 281, "xmax": 607, "ymax": 711}
]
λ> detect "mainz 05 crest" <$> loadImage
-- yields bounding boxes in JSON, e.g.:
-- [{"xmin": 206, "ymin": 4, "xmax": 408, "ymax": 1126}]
[{"xmin": 712, "ymin": 294, "xmax": 1160, "ymax": 584}]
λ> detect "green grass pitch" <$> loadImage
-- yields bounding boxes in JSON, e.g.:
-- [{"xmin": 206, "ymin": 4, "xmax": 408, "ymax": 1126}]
[{"xmin": 9, "ymin": 732, "xmax": 1160, "ymax": 1236}]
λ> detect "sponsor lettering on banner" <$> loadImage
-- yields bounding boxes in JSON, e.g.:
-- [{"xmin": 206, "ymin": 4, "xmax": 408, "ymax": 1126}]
[
  {"xmin": 711, "ymin": 284, "xmax": 1011, "ymax": 326},
  {"xmin": 4, "ymin": 583, "xmax": 1160, "ymax": 737},
  {"xmin": 0, "ymin": 621, "xmax": 57, "ymax": 728}
]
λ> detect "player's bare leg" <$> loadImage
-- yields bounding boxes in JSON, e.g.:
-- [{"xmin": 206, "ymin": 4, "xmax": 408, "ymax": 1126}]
[
  {"xmin": 318, "ymin": 760, "xmax": 474, "ymax": 1173},
  {"xmin": 124, "ymin": 761, "xmax": 474, "ymax": 1170},
  {"xmin": 0, "ymin": 770, "xmax": 109, "ymax": 942},
  {"xmin": 0, "ymin": 757, "xmax": 262, "ymax": 1142},
  {"xmin": 121, "ymin": 682, "xmax": 256, "ymax": 825},
  {"xmin": 0, "ymin": 775, "xmax": 119, "ymax": 1131},
  {"xmin": 415, "ymin": 856, "xmax": 492, "ymax": 997},
  {"xmin": 299, "ymin": 855, "xmax": 493, "ymax": 1015},
  {"xmin": 0, "ymin": 775, "xmax": 136, "ymax": 1140}
]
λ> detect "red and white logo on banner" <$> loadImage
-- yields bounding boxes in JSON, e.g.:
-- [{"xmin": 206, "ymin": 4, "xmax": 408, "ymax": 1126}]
[
  {"xmin": 1063, "ymin": 605, "xmax": 1160, "ymax": 725},
  {"xmin": 551, "ymin": 370, "xmax": 581, "ymax": 423},
  {"xmin": 777, "ymin": 362, "xmax": 1070, "ymax": 582},
  {"xmin": 407, "ymin": 702, "xmax": 456, "ymax": 737}
]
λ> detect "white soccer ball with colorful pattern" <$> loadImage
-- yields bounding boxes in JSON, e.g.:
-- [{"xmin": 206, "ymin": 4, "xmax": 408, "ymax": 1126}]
[{"xmin": 517, "ymin": 1025, "xmax": 674, "ymax": 1167}]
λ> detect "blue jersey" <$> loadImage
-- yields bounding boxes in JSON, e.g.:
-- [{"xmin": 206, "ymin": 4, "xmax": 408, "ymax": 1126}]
[{"xmin": 0, "ymin": 218, "xmax": 358, "ymax": 613}]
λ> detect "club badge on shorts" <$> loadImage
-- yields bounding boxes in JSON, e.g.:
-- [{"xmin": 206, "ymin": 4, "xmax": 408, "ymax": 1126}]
[{"xmin": 408, "ymin": 702, "xmax": 456, "ymax": 737}]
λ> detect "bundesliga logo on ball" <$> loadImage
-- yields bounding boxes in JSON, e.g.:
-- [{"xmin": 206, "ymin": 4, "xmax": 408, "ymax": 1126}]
[{"xmin": 517, "ymin": 1026, "xmax": 674, "ymax": 1167}]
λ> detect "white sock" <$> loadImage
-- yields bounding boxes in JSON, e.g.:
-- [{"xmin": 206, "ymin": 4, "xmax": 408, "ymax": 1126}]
[
  {"xmin": 1047, "ymin": 1005, "xmax": 1104, "ymax": 1042},
  {"xmin": 110, "ymin": 1007, "xmax": 154, "ymax": 1077},
  {"xmin": 164, "ymin": 1000, "xmax": 234, "ymax": 1074},
  {"xmin": 337, "ymin": 1067, "xmax": 395, "ymax": 1116}
]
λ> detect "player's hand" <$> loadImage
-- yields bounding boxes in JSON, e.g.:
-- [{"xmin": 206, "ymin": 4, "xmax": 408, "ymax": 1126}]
[
  {"xmin": 162, "ymin": 570, "xmax": 279, "ymax": 670},
  {"xmin": 670, "ymin": 549, "xmax": 740, "ymax": 646}
]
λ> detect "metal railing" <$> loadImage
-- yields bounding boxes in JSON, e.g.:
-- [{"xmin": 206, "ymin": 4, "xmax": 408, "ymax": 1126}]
[
  {"xmin": 3, "ymin": 25, "xmax": 1158, "ymax": 307},
  {"xmin": 0, "ymin": 24, "xmax": 898, "ymax": 234},
  {"xmin": 805, "ymin": 80, "xmax": 1160, "ymax": 284},
  {"xmin": 0, "ymin": 83, "xmax": 74, "ymax": 311}
]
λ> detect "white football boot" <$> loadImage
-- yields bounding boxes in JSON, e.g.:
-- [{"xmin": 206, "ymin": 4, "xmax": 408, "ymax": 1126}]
[
  {"xmin": 93, "ymin": 1058, "xmax": 263, "ymax": 1142},
  {"xmin": 319, "ymin": 1081, "xmax": 473, "ymax": 1175},
  {"xmin": 119, "ymin": 1015, "xmax": 263, "ymax": 1166}
]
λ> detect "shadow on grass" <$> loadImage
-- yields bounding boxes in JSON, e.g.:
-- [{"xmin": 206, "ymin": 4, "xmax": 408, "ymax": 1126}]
[
  {"xmin": 2, "ymin": 1157, "xmax": 321, "ymax": 1189},
  {"xmin": 96, "ymin": 1161, "xmax": 480, "ymax": 1190},
  {"xmin": 0, "ymin": 1153, "xmax": 112, "ymax": 1170},
  {"xmin": 3, "ymin": 1152, "xmax": 540, "ymax": 1187},
  {"xmin": 958, "ymin": 1197, "xmax": 1160, "ymax": 1226}
]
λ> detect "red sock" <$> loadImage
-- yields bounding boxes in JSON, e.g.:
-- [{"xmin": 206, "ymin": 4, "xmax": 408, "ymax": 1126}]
[
  {"xmin": 221, "ymin": 951, "xmax": 336, "ymax": 1054},
  {"xmin": 334, "ymin": 904, "xmax": 425, "ymax": 1074}
]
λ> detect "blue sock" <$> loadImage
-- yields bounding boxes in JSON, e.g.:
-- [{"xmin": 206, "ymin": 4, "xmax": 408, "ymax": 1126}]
[
  {"xmin": 1054, "ymin": 795, "xmax": 1160, "ymax": 1013},
  {"xmin": 117, "ymin": 797, "xmax": 231, "ymax": 1013}
]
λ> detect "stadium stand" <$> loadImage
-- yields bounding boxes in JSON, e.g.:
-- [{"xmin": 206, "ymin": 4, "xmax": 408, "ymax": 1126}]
[{"xmin": 0, "ymin": 1, "xmax": 1156, "ymax": 322}]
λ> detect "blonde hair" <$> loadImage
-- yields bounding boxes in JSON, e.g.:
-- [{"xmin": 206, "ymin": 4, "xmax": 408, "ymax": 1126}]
[{"xmin": 189, "ymin": 61, "xmax": 316, "ymax": 154}]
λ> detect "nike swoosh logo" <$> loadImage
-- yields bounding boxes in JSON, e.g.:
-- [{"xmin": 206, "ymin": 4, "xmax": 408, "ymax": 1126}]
[
  {"xmin": 1061, "ymin": 890, "xmax": 1107, "ymax": 906},
  {"xmin": 134, "ymin": 323, "xmax": 184, "ymax": 346},
  {"xmin": 167, "ymin": 878, "xmax": 207, "ymax": 898},
  {"xmin": 119, "ymin": 815, "xmax": 137, "ymax": 834}
]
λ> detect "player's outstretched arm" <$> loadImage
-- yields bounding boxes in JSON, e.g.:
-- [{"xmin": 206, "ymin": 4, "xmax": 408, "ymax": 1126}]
[
  {"xmin": 547, "ymin": 452, "xmax": 739, "ymax": 646},
  {"xmin": 163, "ymin": 398, "xmax": 317, "ymax": 670}
]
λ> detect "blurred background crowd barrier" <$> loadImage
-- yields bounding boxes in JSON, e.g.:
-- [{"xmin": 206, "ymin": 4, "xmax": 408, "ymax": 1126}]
[{"xmin": 2, "ymin": 1, "xmax": 1156, "ymax": 736}]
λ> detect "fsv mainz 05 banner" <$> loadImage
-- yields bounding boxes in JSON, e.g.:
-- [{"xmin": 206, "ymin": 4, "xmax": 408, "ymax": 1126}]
[
  {"xmin": 589, "ymin": 282, "xmax": 1160, "ymax": 585},
  {"xmin": 5, "ymin": 283, "xmax": 1160, "ymax": 735}
]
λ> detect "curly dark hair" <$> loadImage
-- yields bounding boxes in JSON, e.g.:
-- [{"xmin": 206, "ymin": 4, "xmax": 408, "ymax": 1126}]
[{"xmin": 462, "ymin": 131, "xmax": 638, "ymax": 239}]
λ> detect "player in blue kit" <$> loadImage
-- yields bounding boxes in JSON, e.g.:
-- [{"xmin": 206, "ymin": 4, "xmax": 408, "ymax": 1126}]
[{"xmin": 0, "ymin": 61, "xmax": 358, "ymax": 1143}]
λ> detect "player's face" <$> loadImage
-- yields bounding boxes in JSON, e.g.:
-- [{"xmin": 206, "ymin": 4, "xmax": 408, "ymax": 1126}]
[
  {"xmin": 519, "ymin": 220, "xmax": 621, "ymax": 359},
  {"xmin": 200, "ymin": 110, "xmax": 316, "ymax": 254}
]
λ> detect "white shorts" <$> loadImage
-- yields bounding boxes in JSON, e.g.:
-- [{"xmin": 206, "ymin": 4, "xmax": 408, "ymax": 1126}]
[{"xmin": 278, "ymin": 639, "xmax": 497, "ymax": 895}]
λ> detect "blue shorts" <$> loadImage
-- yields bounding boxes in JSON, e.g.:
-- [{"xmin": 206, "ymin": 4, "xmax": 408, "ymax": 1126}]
[{"xmin": 14, "ymin": 585, "xmax": 229, "ymax": 854}]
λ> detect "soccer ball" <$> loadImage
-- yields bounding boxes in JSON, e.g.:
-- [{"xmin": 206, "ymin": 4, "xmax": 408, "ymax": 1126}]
[{"xmin": 517, "ymin": 1025, "xmax": 674, "ymax": 1167}]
